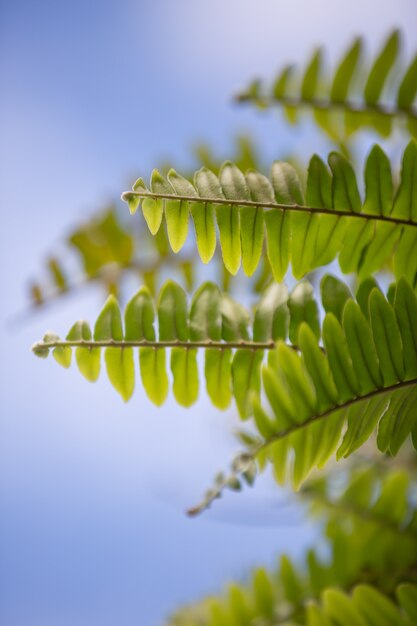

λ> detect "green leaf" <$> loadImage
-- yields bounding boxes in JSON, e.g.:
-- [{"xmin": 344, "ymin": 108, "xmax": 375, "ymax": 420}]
[
  {"xmin": 105, "ymin": 347, "xmax": 135, "ymax": 402},
  {"xmin": 171, "ymin": 348, "xmax": 199, "ymax": 407},
  {"xmin": 337, "ymin": 396, "xmax": 388, "ymax": 459},
  {"xmin": 94, "ymin": 295, "xmax": 123, "ymax": 341},
  {"xmin": 301, "ymin": 48, "xmax": 322, "ymax": 100},
  {"xmin": 330, "ymin": 37, "xmax": 362, "ymax": 103},
  {"xmin": 358, "ymin": 222, "xmax": 400, "ymax": 278},
  {"xmin": 306, "ymin": 604, "xmax": 333, "ymax": 626},
  {"xmin": 142, "ymin": 170, "xmax": 165, "ymax": 234},
  {"xmin": 299, "ymin": 323, "xmax": 338, "ymax": 410},
  {"xmin": 139, "ymin": 348, "xmax": 168, "ymax": 406},
  {"xmin": 220, "ymin": 161, "xmax": 249, "ymax": 201},
  {"xmin": 377, "ymin": 386, "xmax": 417, "ymax": 454},
  {"xmin": 369, "ymin": 289, "xmax": 404, "ymax": 385},
  {"xmin": 32, "ymin": 341, "xmax": 50, "ymax": 358},
  {"xmin": 338, "ymin": 219, "xmax": 374, "ymax": 274},
  {"xmin": 252, "ymin": 392, "xmax": 278, "ymax": 438},
  {"xmin": 323, "ymin": 588, "xmax": 368, "ymax": 626},
  {"xmin": 272, "ymin": 64, "xmax": 294, "ymax": 99},
  {"xmin": 217, "ymin": 161, "xmax": 247, "ymax": 275},
  {"xmin": 397, "ymin": 54, "xmax": 417, "ymax": 108},
  {"xmin": 163, "ymin": 169, "xmax": 192, "ymax": 253},
  {"xmin": 48, "ymin": 258, "xmax": 67, "ymax": 291},
  {"xmin": 364, "ymin": 30, "xmax": 400, "ymax": 105},
  {"xmin": 272, "ymin": 65, "xmax": 298, "ymax": 122},
  {"xmin": 328, "ymin": 152, "xmax": 361, "ymax": 212},
  {"xmin": 241, "ymin": 170, "xmax": 269, "ymax": 275},
  {"xmin": 356, "ymin": 277, "xmax": 381, "ymax": 319},
  {"xmin": 276, "ymin": 343, "xmax": 318, "ymax": 419},
  {"xmin": 392, "ymin": 140, "xmax": 417, "ymax": 221},
  {"xmin": 343, "ymin": 300, "xmax": 383, "ymax": 394},
  {"xmin": 221, "ymin": 294, "xmax": 250, "ymax": 341},
  {"xmin": 373, "ymin": 470, "xmax": 409, "ymax": 522},
  {"xmin": 125, "ymin": 287, "xmax": 155, "ymax": 341},
  {"xmin": 280, "ymin": 555, "xmax": 304, "ymax": 605},
  {"xmin": 397, "ymin": 583, "xmax": 417, "ymax": 622},
  {"xmin": 264, "ymin": 209, "xmax": 290, "ymax": 281},
  {"xmin": 232, "ymin": 350, "xmax": 263, "ymax": 419},
  {"xmin": 252, "ymin": 568, "xmax": 274, "ymax": 619},
  {"xmin": 126, "ymin": 177, "xmax": 145, "ymax": 215},
  {"xmin": 291, "ymin": 210, "xmax": 320, "ymax": 279},
  {"xmin": 363, "ymin": 145, "xmax": 393, "ymax": 216},
  {"xmin": 394, "ymin": 226, "xmax": 417, "ymax": 285},
  {"xmin": 53, "ymin": 332, "xmax": 72, "ymax": 369},
  {"xmin": 158, "ymin": 281, "xmax": 189, "ymax": 341},
  {"xmin": 94, "ymin": 296, "xmax": 134, "ymax": 401},
  {"xmin": 253, "ymin": 283, "xmax": 289, "ymax": 342},
  {"xmin": 353, "ymin": 585, "xmax": 408, "ymax": 626},
  {"xmin": 306, "ymin": 155, "xmax": 332, "ymax": 208},
  {"xmin": 321, "ymin": 274, "xmax": 352, "ymax": 323},
  {"xmin": 67, "ymin": 320, "xmax": 100, "ymax": 382},
  {"xmin": 288, "ymin": 281, "xmax": 320, "ymax": 343},
  {"xmin": 271, "ymin": 161, "xmax": 304, "ymax": 205},
  {"xmin": 394, "ymin": 277, "xmax": 417, "ymax": 378},
  {"xmin": 189, "ymin": 282, "xmax": 221, "ymax": 341},
  {"xmin": 323, "ymin": 313, "xmax": 360, "ymax": 402},
  {"xmin": 205, "ymin": 349, "xmax": 232, "ymax": 410},
  {"xmin": 262, "ymin": 362, "xmax": 297, "ymax": 428},
  {"xmin": 193, "ymin": 168, "xmax": 218, "ymax": 263}
]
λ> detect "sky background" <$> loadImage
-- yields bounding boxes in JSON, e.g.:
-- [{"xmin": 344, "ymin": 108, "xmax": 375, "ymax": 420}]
[{"xmin": 1, "ymin": 1, "xmax": 416, "ymax": 625}]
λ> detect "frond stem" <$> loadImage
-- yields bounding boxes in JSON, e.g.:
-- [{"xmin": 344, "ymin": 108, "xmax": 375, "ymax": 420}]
[
  {"xmin": 187, "ymin": 377, "xmax": 417, "ymax": 516},
  {"xmin": 121, "ymin": 191, "xmax": 417, "ymax": 228},
  {"xmin": 254, "ymin": 377, "xmax": 417, "ymax": 457},
  {"xmin": 300, "ymin": 489, "xmax": 417, "ymax": 541},
  {"xmin": 34, "ymin": 338, "xmax": 276, "ymax": 351},
  {"xmin": 10, "ymin": 254, "xmax": 198, "ymax": 328},
  {"xmin": 236, "ymin": 93, "xmax": 417, "ymax": 120}
]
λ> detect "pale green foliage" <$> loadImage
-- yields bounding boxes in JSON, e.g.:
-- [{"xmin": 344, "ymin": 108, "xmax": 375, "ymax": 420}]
[
  {"xmin": 30, "ymin": 25, "xmax": 417, "ymax": 626},
  {"xmin": 168, "ymin": 467, "xmax": 417, "ymax": 625},
  {"xmin": 186, "ymin": 277, "xmax": 417, "ymax": 513},
  {"xmin": 236, "ymin": 30, "xmax": 417, "ymax": 141},
  {"xmin": 25, "ymin": 138, "xmax": 264, "ymax": 316},
  {"xmin": 123, "ymin": 141, "xmax": 417, "ymax": 284},
  {"xmin": 33, "ymin": 280, "xmax": 320, "ymax": 413},
  {"xmin": 34, "ymin": 276, "xmax": 417, "ymax": 496}
]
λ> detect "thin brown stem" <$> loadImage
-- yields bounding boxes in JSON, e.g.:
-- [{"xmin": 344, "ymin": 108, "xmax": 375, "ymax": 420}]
[
  {"xmin": 236, "ymin": 92, "xmax": 417, "ymax": 120},
  {"xmin": 121, "ymin": 191, "xmax": 417, "ymax": 229},
  {"xmin": 33, "ymin": 338, "xmax": 276, "ymax": 351},
  {"xmin": 187, "ymin": 377, "xmax": 417, "ymax": 516},
  {"xmin": 254, "ymin": 377, "xmax": 417, "ymax": 457}
]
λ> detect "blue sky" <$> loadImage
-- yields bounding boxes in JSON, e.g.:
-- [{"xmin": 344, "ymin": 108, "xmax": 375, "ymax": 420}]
[{"xmin": 1, "ymin": 1, "xmax": 416, "ymax": 624}]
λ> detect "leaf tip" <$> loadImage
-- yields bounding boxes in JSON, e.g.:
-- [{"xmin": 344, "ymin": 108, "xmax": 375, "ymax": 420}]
[{"xmin": 32, "ymin": 341, "xmax": 49, "ymax": 358}]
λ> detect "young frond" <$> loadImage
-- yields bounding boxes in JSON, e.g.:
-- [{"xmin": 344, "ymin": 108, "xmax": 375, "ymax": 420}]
[
  {"xmin": 122, "ymin": 141, "xmax": 417, "ymax": 285},
  {"xmin": 235, "ymin": 30, "xmax": 417, "ymax": 141}
]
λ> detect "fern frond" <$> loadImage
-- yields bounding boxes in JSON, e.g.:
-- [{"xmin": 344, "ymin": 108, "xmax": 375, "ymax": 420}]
[
  {"xmin": 33, "ymin": 273, "xmax": 417, "ymax": 510},
  {"xmin": 21, "ymin": 208, "xmax": 200, "ymax": 322},
  {"xmin": 235, "ymin": 30, "xmax": 417, "ymax": 141},
  {"xmin": 170, "ymin": 469, "xmax": 417, "ymax": 625},
  {"xmin": 122, "ymin": 141, "xmax": 417, "ymax": 284},
  {"xmin": 32, "ymin": 280, "xmax": 321, "ymax": 412},
  {"xmin": 24, "ymin": 137, "xmax": 265, "ymax": 319},
  {"xmin": 188, "ymin": 277, "xmax": 417, "ymax": 513},
  {"xmin": 172, "ymin": 583, "xmax": 417, "ymax": 626}
]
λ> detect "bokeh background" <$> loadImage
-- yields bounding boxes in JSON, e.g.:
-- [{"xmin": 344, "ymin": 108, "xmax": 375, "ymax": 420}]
[{"xmin": 1, "ymin": 1, "xmax": 416, "ymax": 624}]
